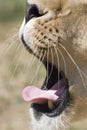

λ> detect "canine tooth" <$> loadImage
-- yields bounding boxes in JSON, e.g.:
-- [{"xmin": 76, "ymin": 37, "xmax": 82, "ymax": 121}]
[{"xmin": 48, "ymin": 100, "xmax": 55, "ymax": 110}]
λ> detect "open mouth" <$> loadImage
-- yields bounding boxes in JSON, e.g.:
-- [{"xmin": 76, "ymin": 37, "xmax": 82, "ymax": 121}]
[
  {"xmin": 21, "ymin": 35, "xmax": 71, "ymax": 117},
  {"xmin": 21, "ymin": 26, "xmax": 71, "ymax": 118},
  {"xmin": 31, "ymin": 61, "xmax": 71, "ymax": 117}
]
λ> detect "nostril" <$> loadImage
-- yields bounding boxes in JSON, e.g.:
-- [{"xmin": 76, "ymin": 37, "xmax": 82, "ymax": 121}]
[{"xmin": 25, "ymin": 4, "xmax": 41, "ymax": 23}]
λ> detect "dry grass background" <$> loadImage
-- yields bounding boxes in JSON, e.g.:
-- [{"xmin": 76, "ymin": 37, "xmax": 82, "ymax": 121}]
[{"xmin": 0, "ymin": 1, "xmax": 87, "ymax": 129}]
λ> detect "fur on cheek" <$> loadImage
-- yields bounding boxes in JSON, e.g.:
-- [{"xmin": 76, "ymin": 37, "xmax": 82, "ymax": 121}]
[{"xmin": 73, "ymin": 37, "xmax": 87, "ymax": 56}]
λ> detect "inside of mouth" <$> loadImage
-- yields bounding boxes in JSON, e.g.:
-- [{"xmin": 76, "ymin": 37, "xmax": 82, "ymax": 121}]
[
  {"xmin": 30, "ymin": 61, "xmax": 69, "ymax": 116},
  {"xmin": 41, "ymin": 61, "xmax": 68, "ymax": 94},
  {"xmin": 23, "ymin": 62, "xmax": 68, "ymax": 112}
]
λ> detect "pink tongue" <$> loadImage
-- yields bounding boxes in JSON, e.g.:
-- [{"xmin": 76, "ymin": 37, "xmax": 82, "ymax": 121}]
[{"xmin": 22, "ymin": 86, "xmax": 58, "ymax": 103}]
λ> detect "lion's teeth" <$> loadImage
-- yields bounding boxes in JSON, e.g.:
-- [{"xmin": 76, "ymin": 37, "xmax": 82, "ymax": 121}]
[{"xmin": 48, "ymin": 100, "xmax": 55, "ymax": 110}]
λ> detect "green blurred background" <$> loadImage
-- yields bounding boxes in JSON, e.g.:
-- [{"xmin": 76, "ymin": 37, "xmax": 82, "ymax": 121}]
[
  {"xmin": 0, "ymin": 0, "xmax": 25, "ymax": 22},
  {"xmin": 0, "ymin": 0, "xmax": 87, "ymax": 130}
]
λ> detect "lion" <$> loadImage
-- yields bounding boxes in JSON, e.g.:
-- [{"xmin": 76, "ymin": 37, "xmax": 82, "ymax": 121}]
[{"xmin": 19, "ymin": 0, "xmax": 87, "ymax": 130}]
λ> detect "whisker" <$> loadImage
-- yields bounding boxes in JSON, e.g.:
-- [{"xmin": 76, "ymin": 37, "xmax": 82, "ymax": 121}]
[
  {"xmin": 45, "ymin": 48, "xmax": 54, "ymax": 87},
  {"xmin": 53, "ymin": 46, "xmax": 60, "ymax": 82},
  {"xmin": 56, "ymin": 47, "xmax": 67, "ymax": 76},
  {"xmin": 45, "ymin": 45, "xmax": 50, "ymax": 87},
  {"xmin": 17, "ymin": 48, "xmax": 42, "ymax": 86},
  {"xmin": 25, "ymin": 53, "xmax": 38, "ymax": 82},
  {"xmin": 27, "ymin": 54, "xmax": 36, "ymax": 69},
  {"xmin": 1, "ymin": 33, "xmax": 18, "ymax": 45},
  {"xmin": 0, "ymin": 34, "xmax": 19, "ymax": 56},
  {"xmin": 30, "ymin": 50, "xmax": 46, "ymax": 85},
  {"xmin": 8, "ymin": 43, "xmax": 23, "ymax": 77}
]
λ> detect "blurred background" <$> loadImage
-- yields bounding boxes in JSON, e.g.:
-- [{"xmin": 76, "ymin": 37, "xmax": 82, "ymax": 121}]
[{"xmin": 0, "ymin": 0, "xmax": 87, "ymax": 130}]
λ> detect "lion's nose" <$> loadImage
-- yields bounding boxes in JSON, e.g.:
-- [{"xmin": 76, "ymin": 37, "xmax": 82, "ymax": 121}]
[{"xmin": 25, "ymin": 4, "xmax": 41, "ymax": 23}]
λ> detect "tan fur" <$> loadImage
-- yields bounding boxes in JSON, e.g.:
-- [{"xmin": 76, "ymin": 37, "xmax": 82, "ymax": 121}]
[{"xmin": 19, "ymin": 1, "xmax": 87, "ymax": 130}]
